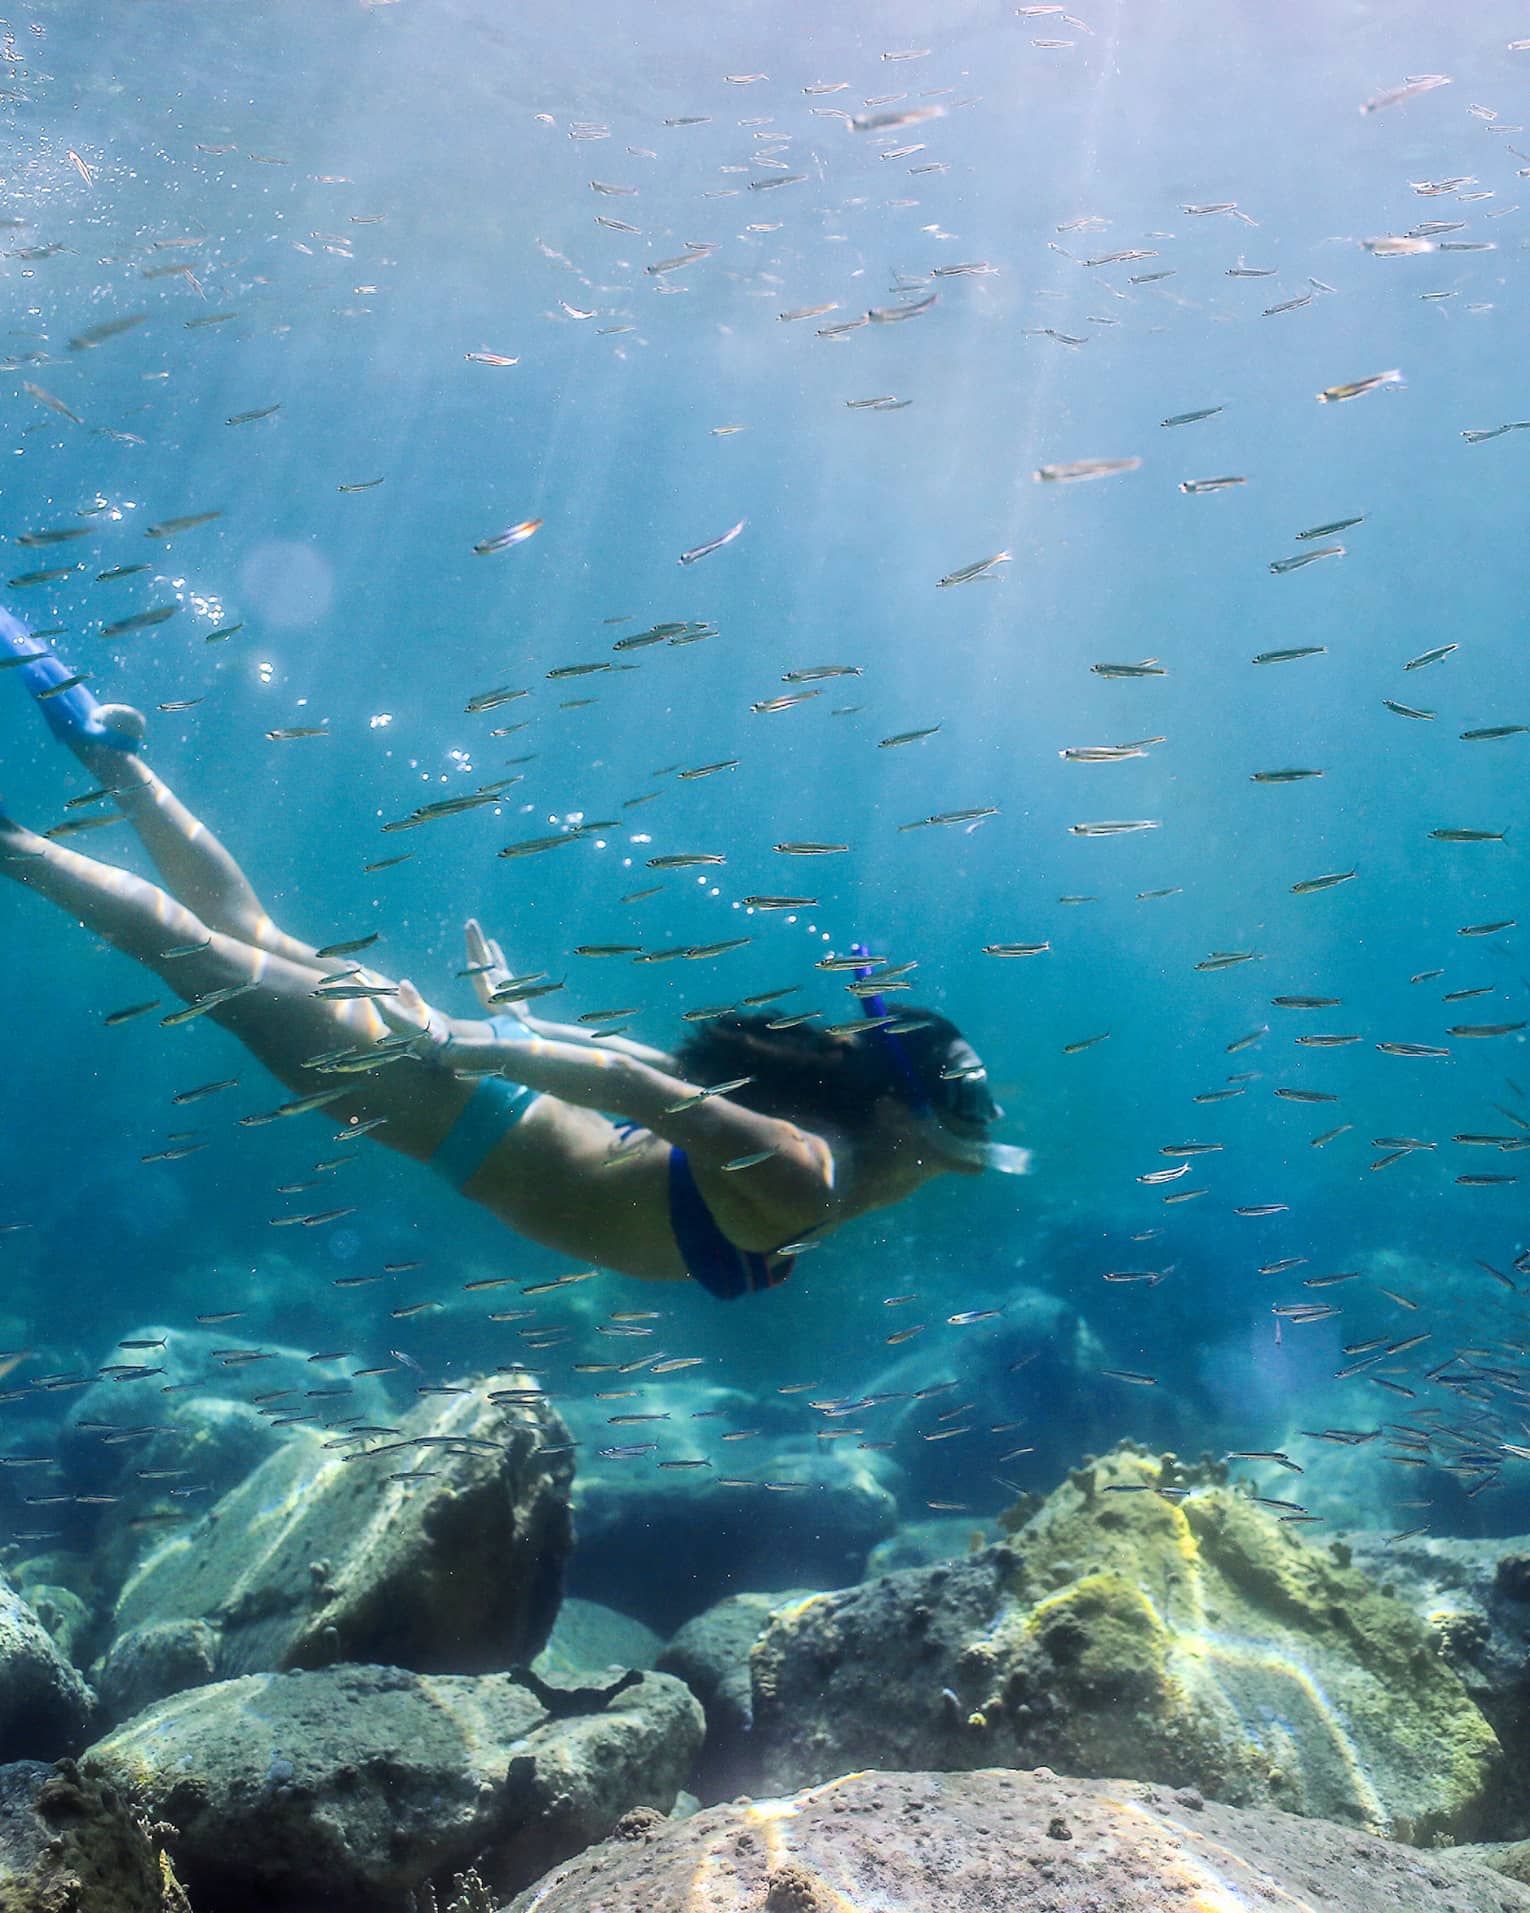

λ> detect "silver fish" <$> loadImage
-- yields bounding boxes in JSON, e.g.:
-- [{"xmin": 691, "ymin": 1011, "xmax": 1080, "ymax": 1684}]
[
  {"xmin": 679, "ymin": 518, "xmax": 745, "ymax": 566},
  {"xmin": 1317, "ymin": 368, "xmax": 1402, "ymax": 402},
  {"xmin": 1270, "ymin": 545, "xmax": 1344, "ymax": 573},
  {"xmin": 937, "ymin": 551, "xmax": 1010, "ymax": 587},
  {"xmin": 1297, "ymin": 516, "xmax": 1365, "ymax": 540},
  {"xmin": 1359, "ymin": 75, "xmax": 1451, "ymax": 114},
  {"xmin": 1034, "ymin": 456, "xmax": 1141, "ymax": 483},
  {"xmin": 1069, "ymin": 819, "xmax": 1160, "ymax": 836},
  {"xmin": 1091, "ymin": 659, "xmax": 1166, "ymax": 678}
]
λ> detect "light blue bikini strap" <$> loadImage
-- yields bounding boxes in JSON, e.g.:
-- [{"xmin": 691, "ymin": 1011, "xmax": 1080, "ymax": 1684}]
[
  {"xmin": 488, "ymin": 1013, "xmax": 530, "ymax": 1042},
  {"xmin": 430, "ymin": 1074, "xmax": 537, "ymax": 1190}
]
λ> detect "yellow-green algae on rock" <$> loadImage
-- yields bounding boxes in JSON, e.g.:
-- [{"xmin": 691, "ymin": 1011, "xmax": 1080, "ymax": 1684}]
[
  {"xmin": 751, "ymin": 1442, "xmax": 1500, "ymax": 1841},
  {"xmin": 995, "ymin": 1443, "xmax": 1501, "ymax": 1839}
]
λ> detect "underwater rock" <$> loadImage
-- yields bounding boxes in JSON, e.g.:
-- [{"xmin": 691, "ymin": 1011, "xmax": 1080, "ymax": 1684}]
[
  {"xmin": 750, "ymin": 1443, "xmax": 1502, "ymax": 1841},
  {"xmin": 82, "ymin": 1395, "xmax": 298, "ymax": 1604},
  {"xmin": 108, "ymin": 1377, "xmax": 572, "ymax": 1679},
  {"xmin": 866, "ymin": 1514, "xmax": 998, "ymax": 1575},
  {"xmin": 867, "ymin": 1282, "xmax": 1126, "ymax": 1505},
  {"xmin": 62, "ymin": 1324, "xmax": 390, "ymax": 1487},
  {"xmin": 20, "ymin": 1580, "xmax": 97, "ymax": 1669},
  {"xmin": 568, "ymin": 1441, "xmax": 897, "ymax": 1632},
  {"xmin": 531, "ymin": 1596, "xmax": 662, "ymax": 1682},
  {"xmin": 56, "ymin": 1330, "xmax": 385, "ymax": 1606},
  {"xmin": 1342, "ymin": 1530, "xmax": 1530, "ymax": 1701},
  {"xmin": 1443, "ymin": 1838, "xmax": 1530, "ymax": 1887},
  {"xmin": 0, "ymin": 1578, "xmax": 95, "ymax": 1762},
  {"xmin": 656, "ymin": 1589, "xmax": 816, "ymax": 1801},
  {"xmin": 94, "ymin": 1618, "xmax": 221, "ymax": 1727},
  {"xmin": 502, "ymin": 1766, "xmax": 1530, "ymax": 1913},
  {"xmin": 0, "ymin": 1757, "xmax": 189, "ymax": 1913},
  {"xmin": 1343, "ymin": 1530, "xmax": 1530, "ymax": 1837},
  {"xmin": 83, "ymin": 1659, "xmax": 703, "ymax": 1911}
]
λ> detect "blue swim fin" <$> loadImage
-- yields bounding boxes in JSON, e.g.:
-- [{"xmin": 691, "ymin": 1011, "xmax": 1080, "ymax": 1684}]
[{"xmin": 1, "ymin": 605, "xmax": 144, "ymax": 756}]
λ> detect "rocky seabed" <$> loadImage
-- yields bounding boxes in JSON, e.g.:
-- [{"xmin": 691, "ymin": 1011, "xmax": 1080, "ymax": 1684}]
[{"xmin": 4, "ymin": 1375, "xmax": 1530, "ymax": 1912}]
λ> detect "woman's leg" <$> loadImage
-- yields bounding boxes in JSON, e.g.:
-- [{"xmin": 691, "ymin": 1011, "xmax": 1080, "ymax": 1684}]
[
  {"xmin": 51, "ymin": 697, "xmax": 327, "ymax": 969},
  {"xmin": 0, "ymin": 818, "xmax": 472, "ymax": 1162},
  {"xmin": 93, "ymin": 744, "xmax": 327, "ymax": 969},
  {"xmin": 3, "ymin": 609, "xmax": 323, "ymax": 967}
]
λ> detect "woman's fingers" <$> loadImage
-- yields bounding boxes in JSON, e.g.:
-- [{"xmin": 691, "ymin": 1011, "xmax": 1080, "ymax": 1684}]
[
  {"xmin": 370, "ymin": 976, "xmax": 428, "ymax": 1038},
  {"xmin": 464, "ymin": 919, "xmax": 497, "ymax": 1009},
  {"xmin": 481, "ymin": 935, "xmax": 534, "ymax": 1026},
  {"xmin": 391, "ymin": 977, "xmax": 454, "ymax": 1057},
  {"xmin": 368, "ymin": 995, "xmax": 415, "ymax": 1042}
]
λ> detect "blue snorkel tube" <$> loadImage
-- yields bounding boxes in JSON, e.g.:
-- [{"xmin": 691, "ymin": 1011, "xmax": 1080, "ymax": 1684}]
[
  {"xmin": 848, "ymin": 940, "xmax": 1032, "ymax": 1176},
  {"xmin": 851, "ymin": 940, "xmax": 934, "ymax": 1113}
]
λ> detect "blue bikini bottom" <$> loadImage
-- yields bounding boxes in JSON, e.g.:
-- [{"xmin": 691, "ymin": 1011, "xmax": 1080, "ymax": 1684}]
[{"xmin": 429, "ymin": 1016, "xmax": 539, "ymax": 1190}]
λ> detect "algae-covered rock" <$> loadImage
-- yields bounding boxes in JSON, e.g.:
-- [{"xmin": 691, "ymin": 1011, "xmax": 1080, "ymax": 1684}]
[
  {"xmin": 0, "ymin": 1758, "xmax": 189, "ymax": 1913},
  {"xmin": 108, "ymin": 1376, "xmax": 571, "ymax": 1678},
  {"xmin": 84, "ymin": 1660, "xmax": 703, "ymax": 1911},
  {"xmin": 0, "ymin": 1579, "xmax": 95, "ymax": 1762},
  {"xmin": 1444, "ymin": 1838, "xmax": 1530, "ymax": 1886},
  {"xmin": 1342, "ymin": 1530, "xmax": 1530, "ymax": 1837},
  {"xmin": 750, "ymin": 1443, "xmax": 1502, "ymax": 1841},
  {"xmin": 503, "ymin": 1767, "xmax": 1530, "ymax": 1913}
]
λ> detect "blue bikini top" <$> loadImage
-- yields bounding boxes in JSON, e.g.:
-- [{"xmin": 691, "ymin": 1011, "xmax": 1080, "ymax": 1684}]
[{"xmin": 666, "ymin": 1146, "xmax": 796, "ymax": 1301}]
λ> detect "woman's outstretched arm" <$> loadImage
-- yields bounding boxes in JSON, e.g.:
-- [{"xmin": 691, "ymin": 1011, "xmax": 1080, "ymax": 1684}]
[{"xmin": 460, "ymin": 917, "xmax": 680, "ymax": 1071}]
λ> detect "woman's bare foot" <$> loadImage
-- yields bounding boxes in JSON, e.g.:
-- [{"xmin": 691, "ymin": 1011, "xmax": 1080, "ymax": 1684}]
[{"xmin": 67, "ymin": 701, "xmax": 148, "ymax": 785}]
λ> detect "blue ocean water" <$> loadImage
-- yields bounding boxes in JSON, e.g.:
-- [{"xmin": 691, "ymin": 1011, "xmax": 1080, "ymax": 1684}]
[{"xmin": 1, "ymin": 0, "xmax": 1526, "ymax": 1569}]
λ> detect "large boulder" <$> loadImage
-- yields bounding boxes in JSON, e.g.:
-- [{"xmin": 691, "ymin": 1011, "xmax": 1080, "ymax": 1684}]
[
  {"xmin": 58, "ymin": 1329, "xmax": 397, "ymax": 1599},
  {"xmin": 108, "ymin": 1376, "xmax": 572, "ymax": 1680},
  {"xmin": 750, "ymin": 1443, "xmax": 1502, "ymax": 1841},
  {"xmin": 568, "ymin": 1441, "xmax": 897, "ymax": 1632},
  {"xmin": 504, "ymin": 1767, "xmax": 1530, "ymax": 1913},
  {"xmin": 0, "ymin": 1758, "xmax": 189, "ymax": 1913},
  {"xmin": 84, "ymin": 1660, "xmax": 703, "ymax": 1911},
  {"xmin": 60, "ymin": 1324, "xmax": 391, "ymax": 1494},
  {"xmin": 0, "ymin": 1579, "xmax": 95, "ymax": 1762},
  {"xmin": 93, "ymin": 1619, "xmax": 221, "ymax": 1728}
]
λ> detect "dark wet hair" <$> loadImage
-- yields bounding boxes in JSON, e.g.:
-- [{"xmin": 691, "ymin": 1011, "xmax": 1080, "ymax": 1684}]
[{"xmin": 673, "ymin": 1008, "xmax": 997, "ymax": 1138}]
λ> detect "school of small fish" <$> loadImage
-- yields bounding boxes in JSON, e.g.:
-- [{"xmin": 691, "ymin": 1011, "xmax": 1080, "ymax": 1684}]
[{"xmin": 0, "ymin": 5, "xmax": 1525, "ymax": 1551}]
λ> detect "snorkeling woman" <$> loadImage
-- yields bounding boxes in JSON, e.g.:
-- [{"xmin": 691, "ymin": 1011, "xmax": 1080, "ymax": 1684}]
[{"xmin": 1, "ymin": 613, "xmax": 1027, "ymax": 1300}]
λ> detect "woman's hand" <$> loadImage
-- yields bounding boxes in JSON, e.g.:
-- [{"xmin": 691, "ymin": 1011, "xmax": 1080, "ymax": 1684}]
[
  {"xmin": 375, "ymin": 976, "xmax": 458, "ymax": 1059},
  {"xmin": 464, "ymin": 917, "xmax": 533, "ymax": 1026}
]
